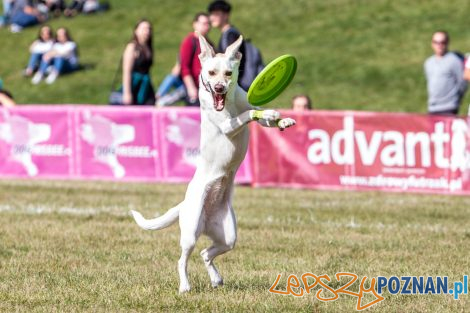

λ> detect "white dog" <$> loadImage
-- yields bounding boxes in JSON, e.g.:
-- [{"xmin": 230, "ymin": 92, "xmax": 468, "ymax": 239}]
[{"xmin": 131, "ymin": 35, "xmax": 296, "ymax": 293}]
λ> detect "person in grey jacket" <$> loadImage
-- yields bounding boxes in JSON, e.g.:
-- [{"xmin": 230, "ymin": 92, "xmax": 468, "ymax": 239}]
[{"xmin": 424, "ymin": 31, "xmax": 467, "ymax": 115}]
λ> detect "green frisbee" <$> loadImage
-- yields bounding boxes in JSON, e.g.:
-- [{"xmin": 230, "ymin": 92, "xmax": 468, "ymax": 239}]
[{"xmin": 247, "ymin": 54, "xmax": 297, "ymax": 106}]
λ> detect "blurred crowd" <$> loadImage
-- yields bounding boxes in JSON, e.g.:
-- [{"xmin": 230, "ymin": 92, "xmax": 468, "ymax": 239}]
[
  {"xmin": 4, "ymin": 1, "xmax": 470, "ymax": 116},
  {"xmin": 1, "ymin": 0, "xmax": 109, "ymax": 32},
  {"xmin": 115, "ymin": 0, "xmax": 269, "ymax": 107},
  {"xmin": 0, "ymin": 0, "xmax": 310, "ymax": 110},
  {"xmin": 0, "ymin": 0, "xmax": 109, "ymax": 95}
]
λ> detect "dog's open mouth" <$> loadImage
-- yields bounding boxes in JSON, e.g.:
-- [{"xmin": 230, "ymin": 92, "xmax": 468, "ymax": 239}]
[{"xmin": 212, "ymin": 92, "xmax": 226, "ymax": 111}]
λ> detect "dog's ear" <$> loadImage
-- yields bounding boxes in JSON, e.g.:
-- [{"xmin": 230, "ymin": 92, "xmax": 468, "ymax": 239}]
[
  {"xmin": 198, "ymin": 33, "xmax": 215, "ymax": 62},
  {"xmin": 225, "ymin": 35, "xmax": 243, "ymax": 61}
]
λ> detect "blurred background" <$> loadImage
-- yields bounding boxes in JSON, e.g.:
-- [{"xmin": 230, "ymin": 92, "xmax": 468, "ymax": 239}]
[{"xmin": 1, "ymin": 0, "xmax": 470, "ymax": 113}]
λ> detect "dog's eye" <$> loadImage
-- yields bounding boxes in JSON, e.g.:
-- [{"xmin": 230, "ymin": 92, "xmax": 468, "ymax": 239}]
[
  {"xmin": 208, "ymin": 70, "xmax": 216, "ymax": 76},
  {"xmin": 225, "ymin": 71, "xmax": 232, "ymax": 76}
]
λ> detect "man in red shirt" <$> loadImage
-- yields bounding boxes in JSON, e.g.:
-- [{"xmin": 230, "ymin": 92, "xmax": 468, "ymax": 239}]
[{"xmin": 179, "ymin": 12, "xmax": 212, "ymax": 106}]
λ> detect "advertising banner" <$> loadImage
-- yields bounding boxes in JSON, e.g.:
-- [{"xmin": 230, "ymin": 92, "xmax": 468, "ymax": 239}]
[
  {"xmin": 3, "ymin": 106, "xmax": 469, "ymax": 194},
  {"xmin": 0, "ymin": 106, "xmax": 251, "ymax": 184},
  {"xmin": 250, "ymin": 110, "xmax": 470, "ymax": 194}
]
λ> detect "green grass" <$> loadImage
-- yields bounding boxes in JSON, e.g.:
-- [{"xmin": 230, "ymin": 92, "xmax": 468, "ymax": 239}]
[
  {"xmin": 0, "ymin": 179, "xmax": 469, "ymax": 312},
  {"xmin": 1, "ymin": 0, "xmax": 470, "ymax": 113}
]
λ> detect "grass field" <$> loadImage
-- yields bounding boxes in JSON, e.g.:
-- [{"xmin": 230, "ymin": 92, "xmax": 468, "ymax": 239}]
[
  {"xmin": 1, "ymin": 0, "xmax": 470, "ymax": 113},
  {"xmin": 0, "ymin": 179, "xmax": 469, "ymax": 312}
]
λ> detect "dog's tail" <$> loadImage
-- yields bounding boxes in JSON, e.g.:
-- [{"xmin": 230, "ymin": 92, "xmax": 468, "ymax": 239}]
[{"xmin": 130, "ymin": 203, "xmax": 180, "ymax": 231}]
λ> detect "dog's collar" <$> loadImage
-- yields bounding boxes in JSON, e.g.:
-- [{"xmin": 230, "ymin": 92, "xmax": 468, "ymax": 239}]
[{"xmin": 200, "ymin": 74, "xmax": 212, "ymax": 94}]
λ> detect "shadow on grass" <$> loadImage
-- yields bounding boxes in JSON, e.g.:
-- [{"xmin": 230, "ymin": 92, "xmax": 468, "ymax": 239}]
[{"xmin": 60, "ymin": 63, "xmax": 96, "ymax": 77}]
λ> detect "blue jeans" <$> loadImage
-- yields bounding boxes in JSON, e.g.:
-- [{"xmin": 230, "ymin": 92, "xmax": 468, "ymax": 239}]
[
  {"xmin": 38, "ymin": 57, "xmax": 78, "ymax": 75},
  {"xmin": 156, "ymin": 74, "xmax": 186, "ymax": 106},
  {"xmin": 156, "ymin": 74, "xmax": 183, "ymax": 97},
  {"xmin": 1, "ymin": 0, "xmax": 12, "ymax": 24},
  {"xmin": 3, "ymin": 0, "xmax": 11, "ymax": 15},
  {"xmin": 26, "ymin": 53, "xmax": 43, "ymax": 71},
  {"xmin": 10, "ymin": 12, "xmax": 39, "ymax": 27}
]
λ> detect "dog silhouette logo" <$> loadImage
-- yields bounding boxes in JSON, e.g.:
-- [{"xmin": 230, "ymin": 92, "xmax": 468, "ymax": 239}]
[
  {"xmin": 81, "ymin": 111, "xmax": 135, "ymax": 178},
  {"xmin": 165, "ymin": 110, "xmax": 200, "ymax": 166},
  {"xmin": 0, "ymin": 112, "xmax": 51, "ymax": 176}
]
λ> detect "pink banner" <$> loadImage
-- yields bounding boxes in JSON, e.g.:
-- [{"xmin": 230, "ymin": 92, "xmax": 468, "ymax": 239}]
[
  {"xmin": 250, "ymin": 110, "xmax": 470, "ymax": 194},
  {"xmin": 0, "ymin": 106, "xmax": 72, "ymax": 179},
  {"xmin": 7, "ymin": 106, "xmax": 470, "ymax": 194},
  {"xmin": 76, "ymin": 107, "xmax": 160, "ymax": 181},
  {"xmin": 156, "ymin": 107, "xmax": 252, "ymax": 184},
  {"xmin": 157, "ymin": 108, "xmax": 203, "ymax": 182},
  {"xmin": 0, "ymin": 106, "xmax": 251, "ymax": 183}
]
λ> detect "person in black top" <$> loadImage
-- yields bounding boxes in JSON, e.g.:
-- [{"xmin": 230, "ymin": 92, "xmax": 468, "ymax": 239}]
[
  {"xmin": 122, "ymin": 19, "xmax": 155, "ymax": 105},
  {"xmin": 207, "ymin": 0, "xmax": 248, "ymax": 90}
]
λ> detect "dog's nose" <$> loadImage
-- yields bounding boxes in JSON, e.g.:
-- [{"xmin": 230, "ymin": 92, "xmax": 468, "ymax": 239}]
[{"xmin": 214, "ymin": 84, "xmax": 225, "ymax": 93}]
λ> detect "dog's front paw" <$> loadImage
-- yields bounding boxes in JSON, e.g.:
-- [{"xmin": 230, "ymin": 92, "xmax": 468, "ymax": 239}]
[
  {"xmin": 277, "ymin": 118, "xmax": 296, "ymax": 130},
  {"xmin": 261, "ymin": 110, "xmax": 281, "ymax": 121},
  {"xmin": 250, "ymin": 109, "xmax": 281, "ymax": 121}
]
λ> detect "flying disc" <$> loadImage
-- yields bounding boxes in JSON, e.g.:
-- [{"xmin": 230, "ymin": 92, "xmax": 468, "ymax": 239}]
[{"xmin": 247, "ymin": 54, "xmax": 297, "ymax": 106}]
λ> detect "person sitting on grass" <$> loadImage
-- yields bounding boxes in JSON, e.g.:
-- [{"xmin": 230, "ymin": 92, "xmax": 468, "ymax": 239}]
[
  {"xmin": 155, "ymin": 61, "xmax": 186, "ymax": 107},
  {"xmin": 24, "ymin": 25, "xmax": 55, "ymax": 77},
  {"xmin": 39, "ymin": 0, "xmax": 66, "ymax": 18},
  {"xmin": 32, "ymin": 27, "xmax": 79, "ymax": 85},
  {"xmin": 121, "ymin": 19, "xmax": 155, "ymax": 105},
  {"xmin": 64, "ymin": 0, "xmax": 100, "ymax": 18},
  {"xmin": 9, "ymin": 0, "xmax": 47, "ymax": 32}
]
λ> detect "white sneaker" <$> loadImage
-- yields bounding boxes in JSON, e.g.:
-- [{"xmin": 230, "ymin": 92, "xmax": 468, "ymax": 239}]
[
  {"xmin": 46, "ymin": 71, "xmax": 58, "ymax": 84},
  {"xmin": 31, "ymin": 72, "xmax": 43, "ymax": 84},
  {"xmin": 9, "ymin": 24, "xmax": 23, "ymax": 33}
]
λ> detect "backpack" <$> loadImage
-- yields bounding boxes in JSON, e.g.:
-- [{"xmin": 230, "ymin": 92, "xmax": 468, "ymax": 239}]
[
  {"xmin": 239, "ymin": 39, "xmax": 265, "ymax": 91},
  {"xmin": 452, "ymin": 50, "xmax": 469, "ymax": 69},
  {"xmin": 453, "ymin": 51, "xmax": 465, "ymax": 63}
]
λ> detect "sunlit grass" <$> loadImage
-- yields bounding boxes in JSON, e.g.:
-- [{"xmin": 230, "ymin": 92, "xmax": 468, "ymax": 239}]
[{"xmin": 0, "ymin": 179, "xmax": 469, "ymax": 312}]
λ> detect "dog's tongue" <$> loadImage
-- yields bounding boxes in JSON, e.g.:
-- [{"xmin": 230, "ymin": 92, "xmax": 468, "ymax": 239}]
[{"xmin": 214, "ymin": 94, "xmax": 225, "ymax": 111}]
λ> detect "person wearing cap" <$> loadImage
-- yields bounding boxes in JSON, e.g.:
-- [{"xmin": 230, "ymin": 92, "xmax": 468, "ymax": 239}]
[{"xmin": 207, "ymin": 0, "xmax": 247, "ymax": 90}]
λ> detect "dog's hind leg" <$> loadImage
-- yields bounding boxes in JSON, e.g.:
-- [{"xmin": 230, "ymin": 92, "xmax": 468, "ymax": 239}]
[
  {"xmin": 178, "ymin": 237, "xmax": 196, "ymax": 293},
  {"xmin": 178, "ymin": 202, "xmax": 204, "ymax": 293},
  {"xmin": 201, "ymin": 205, "xmax": 237, "ymax": 288}
]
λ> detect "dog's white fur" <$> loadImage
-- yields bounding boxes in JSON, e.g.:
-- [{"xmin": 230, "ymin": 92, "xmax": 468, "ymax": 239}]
[{"xmin": 131, "ymin": 35, "xmax": 295, "ymax": 293}]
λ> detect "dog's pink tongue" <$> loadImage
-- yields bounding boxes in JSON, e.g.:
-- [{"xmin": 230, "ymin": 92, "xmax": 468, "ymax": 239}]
[{"xmin": 215, "ymin": 94, "xmax": 225, "ymax": 111}]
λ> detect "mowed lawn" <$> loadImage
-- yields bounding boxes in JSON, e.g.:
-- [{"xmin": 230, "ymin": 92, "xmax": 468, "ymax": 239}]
[{"xmin": 0, "ymin": 179, "xmax": 469, "ymax": 312}]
